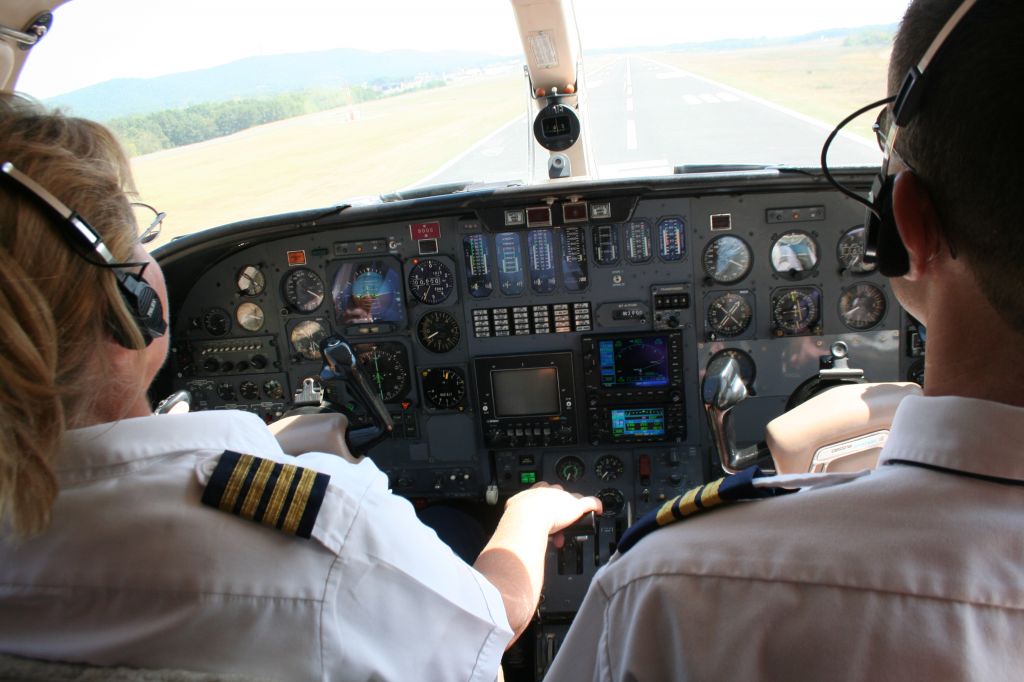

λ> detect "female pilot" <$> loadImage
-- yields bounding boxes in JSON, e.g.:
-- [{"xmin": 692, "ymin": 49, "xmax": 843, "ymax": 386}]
[{"xmin": 0, "ymin": 93, "xmax": 599, "ymax": 680}]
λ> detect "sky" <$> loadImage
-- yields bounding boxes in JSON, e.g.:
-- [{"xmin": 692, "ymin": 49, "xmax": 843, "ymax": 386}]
[{"xmin": 18, "ymin": 0, "xmax": 912, "ymax": 98}]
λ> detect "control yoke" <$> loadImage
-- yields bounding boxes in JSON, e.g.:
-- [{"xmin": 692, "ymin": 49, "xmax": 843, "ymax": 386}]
[
  {"xmin": 703, "ymin": 341, "xmax": 868, "ymax": 474},
  {"xmin": 701, "ymin": 355, "xmax": 771, "ymax": 473},
  {"xmin": 319, "ymin": 335, "xmax": 394, "ymax": 457}
]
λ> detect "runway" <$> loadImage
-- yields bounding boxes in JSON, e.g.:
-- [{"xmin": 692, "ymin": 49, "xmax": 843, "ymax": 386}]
[{"xmin": 413, "ymin": 55, "xmax": 878, "ymax": 187}]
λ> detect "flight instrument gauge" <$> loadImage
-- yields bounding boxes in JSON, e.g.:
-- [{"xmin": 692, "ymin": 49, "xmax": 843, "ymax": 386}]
[
  {"xmin": 837, "ymin": 226, "xmax": 876, "ymax": 273},
  {"xmin": 839, "ymin": 283, "xmax": 887, "ymax": 330},
  {"xmin": 236, "ymin": 265, "xmax": 266, "ymax": 296},
  {"xmin": 706, "ymin": 292, "xmax": 752, "ymax": 338},
  {"xmin": 235, "ymin": 302, "xmax": 265, "ymax": 332},
  {"xmin": 203, "ymin": 308, "xmax": 231, "ymax": 336},
  {"xmin": 407, "ymin": 258, "xmax": 455, "ymax": 305},
  {"xmin": 354, "ymin": 343, "xmax": 410, "ymax": 402},
  {"xmin": 594, "ymin": 455, "xmax": 624, "ymax": 481},
  {"xmin": 771, "ymin": 288, "xmax": 822, "ymax": 336},
  {"xmin": 289, "ymin": 318, "xmax": 330, "ymax": 361},
  {"xmin": 239, "ymin": 381, "xmax": 260, "ymax": 401},
  {"xmin": 702, "ymin": 235, "xmax": 752, "ymax": 284},
  {"xmin": 417, "ymin": 310, "xmax": 461, "ymax": 353},
  {"xmin": 421, "ymin": 367, "xmax": 467, "ymax": 410},
  {"xmin": 263, "ymin": 379, "xmax": 285, "ymax": 400},
  {"xmin": 282, "ymin": 268, "xmax": 325, "ymax": 313},
  {"xmin": 555, "ymin": 455, "xmax": 585, "ymax": 482},
  {"xmin": 770, "ymin": 232, "xmax": 819, "ymax": 274}
]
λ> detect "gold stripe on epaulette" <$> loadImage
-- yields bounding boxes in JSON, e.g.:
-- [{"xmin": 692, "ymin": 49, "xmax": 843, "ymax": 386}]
[
  {"xmin": 240, "ymin": 458, "xmax": 277, "ymax": 520},
  {"xmin": 263, "ymin": 463, "xmax": 298, "ymax": 528},
  {"xmin": 220, "ymin": 454, "xmax": 255, "ymax": 512},
  {"xmin": 282, "ymin": 467, "xmax": 318, "ymax": 535},
  {"xmin": 681, "ymin": 484, "xmax": 707, "ymax": 517},
  {"xmin": 656, "ymin": 496, "xmax": 678, "ymax": 527},
  {"xmin": 700, "ymin": 478, "xmax": 725, "ymax": 510}
]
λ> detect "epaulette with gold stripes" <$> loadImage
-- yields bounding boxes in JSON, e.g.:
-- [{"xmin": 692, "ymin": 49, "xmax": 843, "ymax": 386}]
[
  {"xmin": 617, "ymin": 466, "xmax": 794, "ymax": 554},
  {"xmin": 201, "ymin": 450, "xmax": 329, "ymax": 539}
]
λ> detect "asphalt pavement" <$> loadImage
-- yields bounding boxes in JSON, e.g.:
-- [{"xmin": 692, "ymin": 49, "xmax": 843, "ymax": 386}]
[{"xmin": 413, "ymin": 55, "xmax": 879, "ymax": 188}]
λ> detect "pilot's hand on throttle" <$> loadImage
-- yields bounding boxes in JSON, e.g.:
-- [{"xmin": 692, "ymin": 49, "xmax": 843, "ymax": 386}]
[{"xmin": 504, "ymin": 481, "xmax": 602, "ymax": 536}]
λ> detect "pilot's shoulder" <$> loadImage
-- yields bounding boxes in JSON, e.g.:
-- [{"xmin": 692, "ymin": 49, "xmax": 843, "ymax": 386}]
[
  {"xmin": 195, "ymin": 449, "xmax": 387, "ymax": 552},
  {"xmin": 616, "ymin": 466, "xmax": 869, "ymax": 554}
]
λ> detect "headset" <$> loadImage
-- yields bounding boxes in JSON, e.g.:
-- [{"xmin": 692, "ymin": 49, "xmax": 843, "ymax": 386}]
[
  {"xmin": 0, "ymin": 160, "xmax": 167, "ymax": 348},
  {"xmin": 822, "ymin": 0, "xmax": 983, "ymax": 277}
]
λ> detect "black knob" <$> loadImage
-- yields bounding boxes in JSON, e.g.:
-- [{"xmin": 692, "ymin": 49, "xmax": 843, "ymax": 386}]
[
  {"xmin": 202, "ymin": 358, "xmax": 219, "ymax": 372},
  {"xmin": 251, "ymin": 354, "xmax": 268, "ymax": 370}
]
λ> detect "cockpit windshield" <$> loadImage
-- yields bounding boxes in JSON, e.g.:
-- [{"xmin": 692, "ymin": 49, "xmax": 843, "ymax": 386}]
[{"xmin": 16, "ymin": 0, "xmax": 911, "ymax": 245}]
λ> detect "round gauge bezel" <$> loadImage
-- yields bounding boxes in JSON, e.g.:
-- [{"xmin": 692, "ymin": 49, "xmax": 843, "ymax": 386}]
[
  {"xmin": 706, "ymin": 292, "xmax": 753, "ymax": 338},
  {"xmin": 702, "ymin": 235, "xmax": 753, "ymax": 284},
  {"xmin": 289, "ymin": 318, "xmax": 331, "ymax": 361},
  {"xmin": 202, "ymin": 307, "xmax": 231, "ymax": 336},
  {"xmin": 421, "ymin": 366, "xmax": 468, "ymax": 411},
  {"xmin": 282, "ymin": 267, "xmax": 325, "ymax": 313},
  {"xmin": 236, "ymin": 264, "xmax": 266, "ymax": 296},
  {"xmin": 417, "ymin": 310, "xmax": 461, "ymax": 353},
  {"xmin": 353, "ymin": 342, "xmax": 412, "ymax": 403},
  {"xmin": 262, "ymin": 379, "xmax": 285, "ymax": 400},
  {"xmin": 235, "ymin": 301, "xmax": 265, "ymax": 332},
  {"xmin": 594, "ymin": 455, "xmax": 625, "ymax": 482},
  {"xmin": 555, "ymin": 455, "xmax": 586, "ymax": 482},
  {"xmin": 407, "ymin": 258, "xmax": 456, "ymax": 305},
  {"xmin": 771, "ymin": 287, "xmax": 822, "ymax": 336},
  {"xmin": 838, "ymin": 282, "xmax": 888, "ymax": 331},
  {"xmin": 837, "ymin": 225, "xmax": 877, "ymax": 274},
  {"xmin": 770, "ymin": 230, "xmax": 820, "ymax": 276}
]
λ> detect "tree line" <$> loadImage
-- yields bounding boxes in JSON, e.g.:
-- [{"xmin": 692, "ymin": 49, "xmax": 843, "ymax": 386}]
[{"xmin": 110, "ymin": 81, "xmax": 444, "ymax": 156}]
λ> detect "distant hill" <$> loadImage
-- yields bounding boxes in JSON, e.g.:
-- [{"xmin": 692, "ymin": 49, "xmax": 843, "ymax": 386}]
[
  {"xmin": 45, "ymin": 48, "xmax": 510, "ymax": 121},
  {"xmin": 591, "ymin": 23, "xmax": 899, "ymax": 56}
]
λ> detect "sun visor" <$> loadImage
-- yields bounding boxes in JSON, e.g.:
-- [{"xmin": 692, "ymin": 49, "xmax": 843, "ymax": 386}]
[{"xmin": 511, "ymin": 0, "xmax": 579, "ymax": 93}]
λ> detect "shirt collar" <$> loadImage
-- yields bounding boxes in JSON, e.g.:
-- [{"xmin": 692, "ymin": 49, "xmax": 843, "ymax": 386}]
[
  {"xmin": 879, "ymin": 394, "xmax": 1024, "ymax": 483},
  {"xmin": 58, "ymin": 410, "xmax": 283, "ymax": 486}
]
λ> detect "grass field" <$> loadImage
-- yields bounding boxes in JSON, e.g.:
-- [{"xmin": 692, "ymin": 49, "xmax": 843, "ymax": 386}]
[
  {"xmin": 655, "ymin": 39, "xmax": 892, "ymax": 142},
  {"xmin": 136, "ymin": 41, "xmax": 892, "ymax": 246},
  {"xmin": 134, "ymin": 74, "xmax": 523, "ymax": 247}
]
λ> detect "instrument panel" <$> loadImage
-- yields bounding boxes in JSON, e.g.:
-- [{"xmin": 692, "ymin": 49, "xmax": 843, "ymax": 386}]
[{"xmin": 159, "ymin": 174, "xmax": 919, "ymax": 636}]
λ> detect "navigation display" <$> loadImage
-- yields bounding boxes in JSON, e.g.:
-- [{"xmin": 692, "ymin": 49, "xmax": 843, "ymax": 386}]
[
  {"xmin": 332, "ymin": 258, "xmax": 405, "ymax": 326},
  {"xmin": 598, "ymin": 335, "xmax": 670, "ymax": 388},
  {"xmin": 611, "ymin": 408, "xmax": 666, "ymax": 439}
]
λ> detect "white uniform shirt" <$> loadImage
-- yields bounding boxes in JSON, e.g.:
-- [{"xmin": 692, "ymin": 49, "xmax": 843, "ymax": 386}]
[
  {"xmin": 0, "ymin": 410, "xmax": 512, "ymax": 681},
  {"xmin": 546, "ymin": 395, "xmax": 1024, "ymax": 681}
]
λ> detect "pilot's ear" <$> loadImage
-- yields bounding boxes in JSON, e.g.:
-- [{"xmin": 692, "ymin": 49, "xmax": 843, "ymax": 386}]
[{"xmin": 891, "ymin": 170, "xmax": 945, "ymax": 281}]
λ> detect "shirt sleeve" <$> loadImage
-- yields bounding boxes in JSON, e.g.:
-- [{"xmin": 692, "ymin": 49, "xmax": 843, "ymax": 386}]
[
  {"xmin": 304, "ymin": 453, "xmax": 513, "ymax": 681},
  {"xmin": 543, "ymin": 575, "xmax": 612, "ymax": 682}
]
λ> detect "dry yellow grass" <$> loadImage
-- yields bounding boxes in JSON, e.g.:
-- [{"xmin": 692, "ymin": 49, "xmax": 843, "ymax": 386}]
[
  {"xmin": 136, "ymin": 42, "xmax": 890, "ymax": 246},
  {"xmin": 654, "ymin": 39, "xmax": 892, "ymax": 142},
  {"xmin": 134, "ymin": 74, "xmax": 523, "ymax": 248}
]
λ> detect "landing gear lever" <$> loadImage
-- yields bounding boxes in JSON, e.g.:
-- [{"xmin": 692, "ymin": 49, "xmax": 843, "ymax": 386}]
[{"xmin": 701, "ymin": 355, "xmax": 772, "ymax": 474}]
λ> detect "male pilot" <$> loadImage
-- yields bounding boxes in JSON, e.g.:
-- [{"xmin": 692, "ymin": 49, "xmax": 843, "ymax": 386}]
[{"xmin": 546, "ymin": 0, "xmax": 1024, "ymax": 678}]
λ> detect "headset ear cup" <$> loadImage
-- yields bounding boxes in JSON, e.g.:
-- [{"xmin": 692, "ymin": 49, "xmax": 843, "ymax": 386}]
[
  {"xmin": 112, "ymin": 270, "xmax": 167, "ymax": 348},
  {"xmin": 874, "ymin": 174, "xmax": 910, "ymax": 277},
  {"xmin": 866, "ymin": 174, "xmax": 911, "ymax": 278}
]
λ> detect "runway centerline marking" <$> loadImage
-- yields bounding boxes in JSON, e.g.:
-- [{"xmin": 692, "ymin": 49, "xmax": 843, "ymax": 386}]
[{"xmin": 626, "ymin": 120, "xmax": 638, "ymax": 150}]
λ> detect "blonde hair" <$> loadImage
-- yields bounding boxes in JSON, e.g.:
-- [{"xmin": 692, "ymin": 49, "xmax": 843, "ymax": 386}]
[{"xmin": 0, "ymin": 93, "xmax": 142, "ymax": 537}]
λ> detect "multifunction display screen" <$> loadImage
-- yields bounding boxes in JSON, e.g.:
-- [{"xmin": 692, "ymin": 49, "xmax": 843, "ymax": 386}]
[
  {"xmin": 598, "ymin": 335, "xmax": 671, "ymax": 388},
  {"xmin": 611, "ymin": 407, "xmax": 666, "ymax": 439},
  {"xmin": 492, "ymin": 367, "xmax": 560, "ymax": 417}
]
